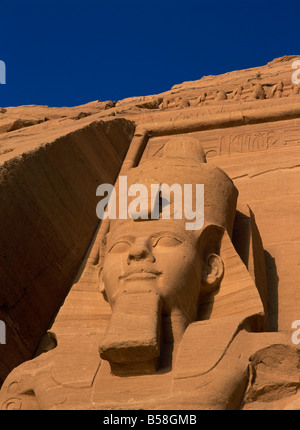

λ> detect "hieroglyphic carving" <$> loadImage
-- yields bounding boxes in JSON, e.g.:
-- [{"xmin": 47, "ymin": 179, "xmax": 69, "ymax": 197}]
[
  {"xmin": 141, "ymin": 120, "xmax": 300, "ymax": 161},
  {"xmin": 220, "ymin": 125, "xmax": 300, "ymax": 156}
]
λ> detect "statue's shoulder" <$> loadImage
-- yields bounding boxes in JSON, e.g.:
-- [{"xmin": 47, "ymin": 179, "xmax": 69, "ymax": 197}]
[{"xmin": 0, "ymin": 350, "xmax": 56, "ymax": 410}]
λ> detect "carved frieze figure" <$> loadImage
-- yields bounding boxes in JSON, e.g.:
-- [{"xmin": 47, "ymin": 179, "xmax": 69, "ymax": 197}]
[
  {"xmin": 232, "ymin": 85, "xmax": 243, "ymax": 101},
  {"xmin": 250, "ymin": 83, "xmax": 266, "ymax": 100},
  {"xmin": 215, "ymin": 90, "xmax": 227, "ymax": 101},
  {"xmin": 270, "ymin": 81, "xmax": 284, "ymax": 98},
  {"xmin": 0, "ymin": 136, "xmax": 299, "ymax": 410}
]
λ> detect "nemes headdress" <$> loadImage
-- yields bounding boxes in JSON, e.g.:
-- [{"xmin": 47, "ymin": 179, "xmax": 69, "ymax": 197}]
[{"xmin": 111, "ymin": 135, "xmax": 238, "ymax": 237}]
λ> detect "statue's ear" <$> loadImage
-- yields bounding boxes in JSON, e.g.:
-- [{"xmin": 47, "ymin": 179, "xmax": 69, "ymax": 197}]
[
  {"xmin": 198, "ymin": 224, "xmax": 225, "ymax": 296},
  {"xmin": 202, "ymin": 253, "xmax": 224, "ymax": 291}
]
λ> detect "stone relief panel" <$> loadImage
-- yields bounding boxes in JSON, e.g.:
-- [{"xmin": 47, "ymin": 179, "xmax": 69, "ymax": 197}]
[{"xmin": 140, "ymin": 118, "xmax": 300, "ymax": 161}]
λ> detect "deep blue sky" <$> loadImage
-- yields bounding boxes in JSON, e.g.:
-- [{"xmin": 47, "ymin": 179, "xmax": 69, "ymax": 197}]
[{"xmin": 0, "ymin": 0, "xmax": 299, "ymax": 108}]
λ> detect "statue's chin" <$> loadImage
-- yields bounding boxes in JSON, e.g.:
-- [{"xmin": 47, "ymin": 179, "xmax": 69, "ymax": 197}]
[{"xmin": 98, "ymin": 287, "xmax": 163, "ymax": 376}]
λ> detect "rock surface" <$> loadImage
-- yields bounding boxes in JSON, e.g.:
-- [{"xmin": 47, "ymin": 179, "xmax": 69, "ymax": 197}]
[{"xmin": 0, "ymin": 55, "xmax": 300, "ymax": 409}]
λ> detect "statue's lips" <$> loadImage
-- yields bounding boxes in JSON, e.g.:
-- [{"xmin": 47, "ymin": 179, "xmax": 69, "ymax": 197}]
[{"xmin": 120, "ymin": 270, "xmax": 162, "ymax": 281}]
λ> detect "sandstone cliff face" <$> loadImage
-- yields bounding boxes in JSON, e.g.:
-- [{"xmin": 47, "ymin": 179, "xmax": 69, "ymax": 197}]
[
  {"xmin": 0, "ymin": 55, "xmax": 300, "ymax": 401},
  {"xmin": 0, "ymin": 115, "xmax": 135, "ymax": 384}
]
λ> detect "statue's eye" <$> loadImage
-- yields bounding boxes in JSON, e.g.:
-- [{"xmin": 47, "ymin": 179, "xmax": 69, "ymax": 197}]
[
  {"xmin": 109, "ymin": 241, "xmax": 131, "ymax": 253},
  {"xmin": 153, "ymin": 236, "xmax": 182, "ymax": 248}
]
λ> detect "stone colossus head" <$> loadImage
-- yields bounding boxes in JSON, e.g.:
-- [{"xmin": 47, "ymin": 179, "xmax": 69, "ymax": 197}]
[{"xmin": 97, "ymin": 136, "xmax": 238, "ymax": 375}]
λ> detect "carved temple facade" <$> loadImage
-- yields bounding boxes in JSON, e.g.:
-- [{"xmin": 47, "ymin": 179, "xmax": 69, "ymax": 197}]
[{"xmin": 0, "ymin": 56, "xmax": 300, "ymax": 409}]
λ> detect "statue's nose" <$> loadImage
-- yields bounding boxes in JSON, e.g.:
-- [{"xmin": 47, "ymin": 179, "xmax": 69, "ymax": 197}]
[{"xmin": 127, "ymin": 239, "xmax": 155, "ymax": 264}]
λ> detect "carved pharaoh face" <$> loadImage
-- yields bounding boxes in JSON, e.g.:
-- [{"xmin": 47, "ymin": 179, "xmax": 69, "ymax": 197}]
[
  {"xmin": 102, "ymin": 219, "xmax": 202, "ymax": 322},
  {"xmin": 98, "ymin": 139, "xmax": 235, "ymax": 372}
]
